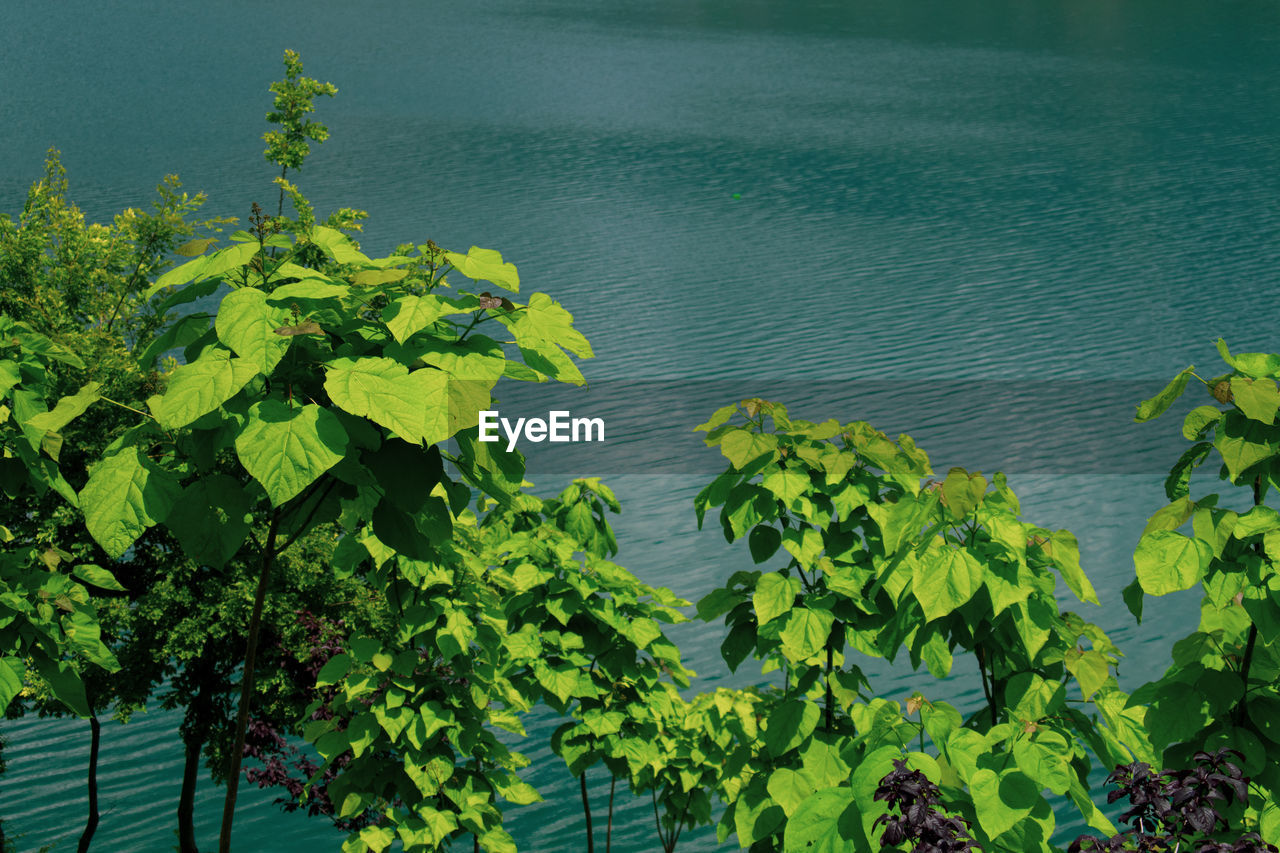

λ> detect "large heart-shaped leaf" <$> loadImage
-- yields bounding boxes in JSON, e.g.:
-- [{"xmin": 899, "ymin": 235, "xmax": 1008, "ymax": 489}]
[
  {"xmin": 80, "ymin": 447, "xmax": 181, "ymax": 558},
  {"xmin": 215, "ymin": 287, "xmax": 291, "ymax": 375},
  {"xmin": 234, "ymin": 401, "xmax": 348, "ymax": 505}
]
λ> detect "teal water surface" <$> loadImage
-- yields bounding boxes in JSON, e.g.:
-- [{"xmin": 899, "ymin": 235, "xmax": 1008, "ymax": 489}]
[{"xmin": 2, "ymin": 1, "xmax": 1279, "ymax": 850}]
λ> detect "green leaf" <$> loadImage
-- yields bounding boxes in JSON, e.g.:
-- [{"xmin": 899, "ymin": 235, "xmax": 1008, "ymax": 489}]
[
  {"xmin": 1231, "ymin": 376, "xmax": 1280, "ymax": 424},
  {"xmin": 215, "ymin": 287, "xmax": 291, "ymax": 375},
  {"xmin": 1233, "ymin": 505, "xmax": 1280, "ymax": 540},
  {"xmin": 1135, "ymin": 366, "xmax": 1194, "ymax": 422},
  {"xmin": 509, "ymin": 293, "xmax": 591, "ymax": 357},
  {"xmin": 358, "ymin": 825, "xmax": 395, "ymax": 852},
  {"xmin": 0, "ymin": 361, "xmax": 20, "ymax": 397},
  {"xmin": 8, "ymin": 323, "xmax": 84, "ymax": 368},
  {"xmin": 1259, "ymin": 801, "xmax": 1280, "ymax": 848},
  {"xmin": 1165, "ymin": 442, "xmax": 1211, "ymax": 501},
  {"xmin": 445, "ymin": 246, "xmax": 519, "ymax": 292},
  {"xmin": 494, "ymin": 775, "xmax": 542, "ymax": 806},
  {"xmin": 800, "ymin": 738, "xmax": 853, "ymax": 789},
  {"xmin": 518, "ymin": 341, "xmax": 585, "ymax": 385},
  {"xmin": 371, "ymin": 498, "xmax": 438, "ymax": 561},
  {"xmin": 1134, "ymin": 530, "xmax": 1212, "ymax": 596},
  {"xmin": 695, "ymin": 403, "xmax": 737, "ymax": 432},
  {"xmin": 1067, "ymin": 775, "xmax": 1118, "ymax": 837},
  {"xmin": 1012, "ymin": 597, "xmax": 1053, "ymax": 661},
  {"xmin": 753, "ymin": 573, "xmax": 800, "ymax": 626},
  {"xmin": 71, "ymin": 564, "xmax": 125, "ymax": 592},
  {"xmin": 454, "ymin": 428, "xmax": 523, "ymax": 506},
  {"xmin": 154, "ymin": 350, "xmax": 258, "ymax": 429},
  {"xmin": 850, "ymin": 745, "xmax": 902, "ymax": 842},
  {"xmin": 315, "ymin": 654, "xmax": 352, "ymax": 686},
  {"xmin": 1217, "ymin": 339, "xmax": 1280, "ymax": 379},
  {"xmin": 1148, "ymin": 682, "xmax": 1210, "ymax": 751},
  {"xmin": 351, "ymin": 268, "xmax": 409, "ymax": 286},
  {"xmin": 324, "ymin": 357, "xmax": 452, "ymax": 446},
  {"xmin": 364, "ymin": 440, "xmax": 442, "ymax": 514},
  {"xmin": 266, "ymin": 278, "xmax": 349, "ymax": 303},
  {"xmin": 1142, "ymin": 497, "xmax": 1196, "ymax": 536},
  {"xmin": 719, "ymin": 430, "xmax": 779, "ymax": 471},
  {"xmin": 981, "ymin": 559, "xmax": 1030, "ymax": 616},
  {"xmin": 767, "ymin": 768, "xmax": 818, "ymax": 818},
  {"xmin": 382, "ymin": 294, "xmax": 450, "ymax": 344},
  {"xmin": 970, "ymin": 768, "xmax": 1038, "ymax": 840},
  {"xmin": 911, "ymin": 547, "xmax": 983, "ymax": 621},
  {"xmin": 762, "ymin": 467, "xmax": 810, "ymax": 505},
  {"xmin": 941, "ymin": 467, "xmax": 985, "ymax": 520},
  {"xmin": 534, "ymin": 661, "xmax": 580, "ymax": 704},
  {"xmin": 400, "ymin": 335, "xmax": 507, "ymax": 382},
  {"xmin": 1182, "ymin": 405, "xmax": 1222, "ymax": 440},
  {"xmin": 25, "ymin": 382, "xmax": 102, "ymax": 433},
  {"xmin": 732, "ymin": 777, "xmax": 784, "ymax": 845},
  {"xmin": 781, "ymin": 526, "xmax": 823, "ymax": 567},
  {"xmin": 783, "ymin": 787, "xmax": 856, "ymax": 853},
  {"xmin": 165, "ymin": 474, "xmax": 253, "ymax": 568},
  {"xmin": 748, "ymin": 525, "xmax": 782, "ymax": 563},
  {"xmin": 234, "ymin": 401, "xmax": 348, "ymax": 505},
  {"xmin": 347, "ymin": 712, "xmax": 379, "ymax": 758},
  {"xmin": 866, "ymin": 497, "xmax": 923, "ymax": 555},
  {"xmin": 916, "ymin": 627, "xmax": 953, "ymax": 678},
  {"xmin": 62, "ymin": 609, "xmax": 118, "ymax": 669},
  {"xmin": 80, "ymin": 447, "xmax": 181, "ymax": 558},
  {"xmin": 1005, "ymin": 673, "xmax": 1065, "ymax": 720},
  {"xmin": 34, "ymin": 657, "xmax": 90, "ymax": 717},
  {"xmin": 779, "ymin": 607, "xmax": 835, "ymax": 663},
  {"xmin": 1215, "ymin": 410, "xmax": 1277, "ymax": 483},
  {"xmin": 310, "ymin": 225, "xmax": 371, "ymax": 265},
  {"xmin": 1043, "ymin": 530, "xmax": 1099, "ymax": 605},
  {"xmin": 763, "ymin": 699, "xmax": 820, "ymax": 757},
  {"xmin": 149, "ymin": 241, "xmax": 258, "ymax": 294},
  {"xmin": 0, "ymin": 658, "xmax": 23, "ymax": 712},
  {"xmin": 1065, "ymin": 648, "xmax": 1110, "ymax": 700},
  {"xmin": 175, "ymin": 236, "xmax": 217, "ymax": 257},
  {"xmin": 137, "ymin": 313, "xmax": 211, "ymax": 370},
  {"xmin": 1122, "ymin": 577, "xmax": 1144, "ymax": 623},
  {"xmin": 1194, "ymin": 506, "xmax": 1239, "ymax": 558}
]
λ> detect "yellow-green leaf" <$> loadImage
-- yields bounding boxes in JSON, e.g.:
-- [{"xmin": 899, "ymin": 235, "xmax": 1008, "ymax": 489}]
[{"xmin": 233, "ymin": 401, "xmax": 348, "ymax": 505}]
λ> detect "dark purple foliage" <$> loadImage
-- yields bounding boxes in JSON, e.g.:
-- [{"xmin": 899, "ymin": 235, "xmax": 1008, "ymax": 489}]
[
  {"xmin": 873, "ymin": 759, "xmax": 979, "ymax": 852},
  {"xmin": 241, "ymin": 610, "xmax": 376, "ymax": 831},
  {"xmin": 1069, "ymin": 749, "xmax": 1275, "ymax": 853}
]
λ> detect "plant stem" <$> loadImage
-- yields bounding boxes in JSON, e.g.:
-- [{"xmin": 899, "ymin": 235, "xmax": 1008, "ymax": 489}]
[
  {"xmin": 651, "ymin": 789, "xmax": 668, "ymax": 853},
  {"xmin": 218, "ymin": 509, "xmax": 281, "ymax": 853},
  {"xmin": 975, "ymin": 645, "xmax": 997, "ymax": 728},
  {"xmin": 98, "ymin": 394, "xmax": 155, "ymax": 420},
  {"xmin": 669, "ymin": 796, "xmax": 691, "ymax": 852},
  {"xmin": 76, "ymin": 712, "xmax": 101, "ymax": 853},
  {"xmin": 1234, "ymin": 477, "xmax": 1265, "ymax": 724},
  {"xmin": 581, "ymin": 772, "xmax": 595, "ymax": 853},
  {"xmin": 825, "ymin": 641, "xmax": 835, "ymax": 733}
]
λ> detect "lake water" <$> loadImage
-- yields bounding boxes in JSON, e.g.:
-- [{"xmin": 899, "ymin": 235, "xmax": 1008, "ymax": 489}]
[{"xmin": 2, "ymin": 0, "xmax": 1279, "ymax": 850}]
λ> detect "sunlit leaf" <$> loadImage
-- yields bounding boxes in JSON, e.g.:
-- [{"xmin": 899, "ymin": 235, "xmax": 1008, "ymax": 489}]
[{"xmin": 233, "ymin": 401, "xmax": 347, "ymax": 505}]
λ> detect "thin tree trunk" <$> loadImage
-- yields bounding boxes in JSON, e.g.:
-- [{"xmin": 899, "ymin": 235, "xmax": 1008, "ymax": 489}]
[
  {"xmin": 218, "ymin": 511, "xmax": 280, "ymax": 853},
  {"xmin": 76, "ymin": 714, "xmax": 101, "ymax": 853},
  {"xmin": 178, "ymin": 735, "xmax": 203, "ymax": 853},
  {"xmin": 580, "ymin": 772, "xmax": 595, "ymax": 853}
]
